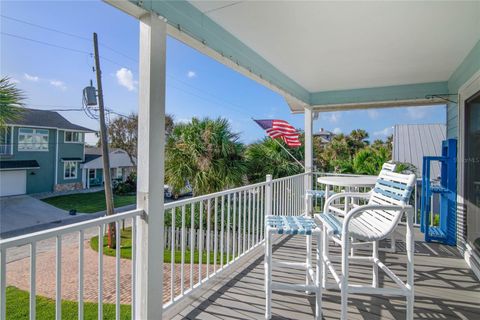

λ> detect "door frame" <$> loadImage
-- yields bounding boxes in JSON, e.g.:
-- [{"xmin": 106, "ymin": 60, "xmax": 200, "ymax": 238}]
[{"xmin": 458, "ymin": 68, "xmax": 480, "ymax": 279}]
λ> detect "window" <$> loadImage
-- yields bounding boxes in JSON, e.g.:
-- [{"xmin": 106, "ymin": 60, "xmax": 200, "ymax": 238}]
[
  {"xmin": 64, "ymin": 161, "xmax": 77, "ymax": 179},
  {"xmin": 116, "ymin": 168, "xmax": 123, "ymax": 179},
  {"xmin": 18, "ymin": 128, "xmax": 49, "ymax": 151},
  {"xmin": 89, "ymin": 169, "xmax": 96, "ymax": 179},
  {"xmin": 65, "ymin": 131, "xmax": 82, "ymax": 143}
]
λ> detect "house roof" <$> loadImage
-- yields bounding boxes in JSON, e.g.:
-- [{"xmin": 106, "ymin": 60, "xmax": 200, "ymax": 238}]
[
  {"xmin": 84, "ymin": 154, "xmax": 102, "ymax": 163},
  {"xmin": 7, "ymin": 108, "xmax": 95, "ymax": 132},
  {"xmin": 392, "ymin": 124, "xmax": 446, "ymax": 178},
  {"xmin": 85, "ymin": 147, "xmax": 121, "ymax": 155},
  {"xmin": 0, "ymin": 160, "xmax": 40, "ymax": 170},
  {"xmin": 82, "ymin": 148, "xmax": 136, "ymax": 169}
]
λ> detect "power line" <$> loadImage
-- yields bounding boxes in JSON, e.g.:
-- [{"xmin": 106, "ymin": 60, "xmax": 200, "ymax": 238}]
[
  {"xmin": 3, "ymin": 31, "xmax": 136, "ymax": 71},
  {"xmin": 1, "ymin": 14, "xmax": 137, "ymax": 62},
  {"xmin": 2, "ymin": 32, "xmax": 92, "ymax": 55},
  {"xmin": 1, "ymin": 14, "xmax": 90, "ymax": 41}
]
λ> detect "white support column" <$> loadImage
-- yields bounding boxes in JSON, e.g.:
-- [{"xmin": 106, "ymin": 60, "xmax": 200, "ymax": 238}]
[
  {"xmin": 304, "ymin": 107, "xmax": 313, "ymax": 214},
  {"xmin": 135, "ymin": 12, "xmax": 166, "ymax": 320}
]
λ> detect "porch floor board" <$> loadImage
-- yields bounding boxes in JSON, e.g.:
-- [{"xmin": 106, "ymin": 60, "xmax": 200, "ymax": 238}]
[{"xmin": 172, "ymin": 227, "xmax": 480, "ymax": 319}]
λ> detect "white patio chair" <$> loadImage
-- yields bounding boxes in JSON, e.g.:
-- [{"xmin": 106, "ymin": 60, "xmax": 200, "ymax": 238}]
[{"xmin": 315, "ymin": 169, "xmax": 416, "ymax": 320}]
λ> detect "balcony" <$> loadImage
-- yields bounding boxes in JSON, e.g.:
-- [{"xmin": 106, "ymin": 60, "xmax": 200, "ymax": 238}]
[{"xmin": 1, "ymin": 173, "xmax": 479, "ymax": 319}]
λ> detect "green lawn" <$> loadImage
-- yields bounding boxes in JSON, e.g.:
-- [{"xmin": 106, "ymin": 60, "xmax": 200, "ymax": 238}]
[
  {"xmin": 42, "ymin": 191, "xmax": 136, "ymax": 213},
  {"xmin": 6, "ymin": 286, "xmax": 131, "ymax": 320},
  {"xmin": 91, "ymin": 227, "xmax": 227, "ymax": 264}
]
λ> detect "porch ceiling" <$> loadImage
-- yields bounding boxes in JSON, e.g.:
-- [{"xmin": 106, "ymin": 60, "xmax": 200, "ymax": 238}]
[
  {"xmin": 191, "ymin": 1, "xmax": 479, "ymax": 93},
  {"xmin": 106, "ymin": 0, "xmax": 480, "ymax": 111}
]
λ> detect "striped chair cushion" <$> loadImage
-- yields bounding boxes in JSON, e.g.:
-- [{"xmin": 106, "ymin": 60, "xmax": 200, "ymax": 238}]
[
  {"xmin": 266, "ymin": 215, "xmax": 319, "ymax": 235},
  {"xmin": 306, "ymin": 190, "xmax": 326, "ymax": 198}
]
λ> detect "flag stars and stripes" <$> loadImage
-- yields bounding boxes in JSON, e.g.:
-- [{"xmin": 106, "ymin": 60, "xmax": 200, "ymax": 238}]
[{"xmin": 254, "ymin": 119, "xmax": 301, "ymax": 147}]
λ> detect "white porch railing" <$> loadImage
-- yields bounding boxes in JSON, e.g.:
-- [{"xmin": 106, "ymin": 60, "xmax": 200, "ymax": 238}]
[
  {"xmin": 0, "ymin": 209, "xmax": 143, "ymax": 320},
  {"xmin": 0, "ymin": 171, "xmax": 419, "ymax": 319},
  {"xmin": 0, "ymin": 173, "xmax": 306, "ymax": 319}
]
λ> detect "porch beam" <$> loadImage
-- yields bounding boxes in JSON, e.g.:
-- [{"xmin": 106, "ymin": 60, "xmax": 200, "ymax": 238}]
[
  {"xmin": 135, "ymin": 12, "xmax": 166, "ymax": 319},
  {"xmin": 307, "ymin": 81, "xmax": 448, "ymax": 112}
]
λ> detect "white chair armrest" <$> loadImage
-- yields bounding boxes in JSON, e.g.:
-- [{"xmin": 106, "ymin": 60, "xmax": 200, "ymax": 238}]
[
  {"xmin": 323, "ymin": 192, "xmax": 371, "ymax": 215},
  {"xmin": 341, "ymin": 204, "xmax": 413, "ymax": 240}
]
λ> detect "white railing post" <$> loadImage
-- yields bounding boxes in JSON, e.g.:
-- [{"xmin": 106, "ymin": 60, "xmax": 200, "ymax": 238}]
[
  {"xmin": 136, "ymin": 12, "xmax": 166, "ymax": 319},
  {"xmin": 304, "ymin": 107, "xmax": 313, "ymax": 215},
  {"xmin": 266, "ymin": 175, "xmax": 272, "ymax": 217}
]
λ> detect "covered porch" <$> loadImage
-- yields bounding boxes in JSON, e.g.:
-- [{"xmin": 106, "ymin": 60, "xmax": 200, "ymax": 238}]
[{"xmin": 1, "ymin": 1, "xmax": 479, "ymax": 319}]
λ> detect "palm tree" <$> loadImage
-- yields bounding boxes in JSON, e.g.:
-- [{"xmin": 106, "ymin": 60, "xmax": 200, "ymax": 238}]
[
  {"xmin": 0, "ymin": 77, "xmax": 24, "ymax": 128},
  {"xmin": 245, "ymin": 137, "xmax": 304, "ymax": 182},
  {"xmin": 352, "ymin": 146, "xmax": 390, "ymax": 175},
  {"xmin": 165, "ymin": 117, "xmax": 245, "ymax": 196}
]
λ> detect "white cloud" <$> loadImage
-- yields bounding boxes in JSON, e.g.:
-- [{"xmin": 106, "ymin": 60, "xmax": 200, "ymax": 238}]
[
  {"xmin": 406, "ymin": 106, "xmax": 431, "ymax": 120},
  {"xmin": 187, "ymin": 70, "xmax": 196, "ymax": 78},
  {"xmin": 373, "ymin": 127, "xmax": 393, "ymax": 137},
  {"xmin": 367, "ymin": 109, "xmax": 380, "ymax": 119},
  {"xmin": 333, "ymin": 127, "xmax": 342, "ymax": 134},
  {"xmin": 50, "ymin": 80, "xmax": 67, "ymax": 91},
  {"xmin": 115, "ymin": 68, "xmax": 137, "ymax": 91},
  {"xmin": 24, "ymin": 73, "xmax": 39, "ymax": 82},
  {"xmin": 10, "ymin": 78, "xmax": 20, "ymax": 84},
  {"xmin": 322, "ymin": 112, "xmax": 341, "ymax": 124},
  {"xmin": 176, "ymin": 118, "xmax": 191, "ymax": 124}
]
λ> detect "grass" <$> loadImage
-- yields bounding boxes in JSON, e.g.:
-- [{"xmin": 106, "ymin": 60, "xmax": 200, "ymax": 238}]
[
  {"xmin": 42, "ymin": 191, "xmax": 136, "ymax": 213},
  {"xmin": 90, "ymin": 227, "xmax": 226, "ymax": 264},
  {"xmin": 6, "ymin": 286, "xmax": 131, "ymax": 320}
]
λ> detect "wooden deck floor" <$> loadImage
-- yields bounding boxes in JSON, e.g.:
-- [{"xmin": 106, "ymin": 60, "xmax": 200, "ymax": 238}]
[{"xmin": 170, "ymin": 227, "xmax": 480, "ymax": 319}]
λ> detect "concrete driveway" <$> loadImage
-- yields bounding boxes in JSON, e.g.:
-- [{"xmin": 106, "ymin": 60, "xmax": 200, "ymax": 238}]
[{"xmin": 0, "ymin": 195, "xmax": 75, "ymax": 238}]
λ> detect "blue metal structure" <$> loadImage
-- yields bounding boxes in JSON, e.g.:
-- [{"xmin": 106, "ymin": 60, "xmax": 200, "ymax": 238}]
[{"xmin": 420, "ymin": 139, "xmax": 457, "ymax": 245}]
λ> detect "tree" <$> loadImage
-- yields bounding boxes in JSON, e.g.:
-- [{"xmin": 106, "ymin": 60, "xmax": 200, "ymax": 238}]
[
  {"xmin": 165, "ymin": 117, "xmax": 245, "ymax": 196},
  {"xmin": 108, "ymin": 113, "xmax": 138, "ymax": 165},
  {"xmin": 0, "ymin": 77, "xmax": 24, "ymax": 128},
  {"xmin": 245, "ymin": 137, "xmax": 304, "ymax": 183},
  {"xmin": 105, "ymin": 113, "xmax": 174, "ymax": 165},
  {"xmin": 352, "ymin": 146, "xmax": 390, "ymax": 175}
]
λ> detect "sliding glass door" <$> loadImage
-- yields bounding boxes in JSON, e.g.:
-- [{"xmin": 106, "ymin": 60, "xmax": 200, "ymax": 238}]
[{"xmin": 465, "ymin": 91, "xmax": 480, "ymax": 254}]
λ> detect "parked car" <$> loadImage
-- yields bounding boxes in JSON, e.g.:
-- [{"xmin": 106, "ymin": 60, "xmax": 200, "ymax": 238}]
[{"xmin": 164, "ymin": 183, "xmax": 192, "ymax": 199}]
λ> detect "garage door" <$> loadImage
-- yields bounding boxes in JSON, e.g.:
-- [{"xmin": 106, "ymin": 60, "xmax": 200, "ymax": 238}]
[{"xmin": 0, "ymin": 170, "xmax": 27, "ymax": 196}]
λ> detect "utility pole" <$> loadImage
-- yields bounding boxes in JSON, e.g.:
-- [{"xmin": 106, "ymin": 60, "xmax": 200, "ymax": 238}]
[{"xmin": 93, "ymin": 32, "xmax": 116, "ymax": 248}]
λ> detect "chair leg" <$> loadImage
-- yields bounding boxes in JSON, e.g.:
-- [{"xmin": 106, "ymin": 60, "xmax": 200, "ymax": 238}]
[
  {"xmin": 322, "ymin": 226, "xmax": 328, "ymax": 288},
  {"xmin": 350, "ymin": 237, "xmax": 355, "ymax": 256},
  {"xmin": 265, "ymin": 230, "xmax": 272, "ymax": 319},
  {"xmin": 315, "ymin": 233, "xmax": 322, "ymax": 320},
  {"xmin": 341, "ymin": 238, "xmax": 349, "ymax": 320},
  {"xmin": 372, "ymin": 240, "xmax": 378, "ymax": 288},
  {"xmin": 406, "ymin": 211, "xmax": 415, "ymax": 320},
  {"xmin": 306, "ymin": 234, "xmax": 312, "ymax": 293},
  {"xmin": 391, "ymin": 234, "xmax": 396, "ymax": 253}
]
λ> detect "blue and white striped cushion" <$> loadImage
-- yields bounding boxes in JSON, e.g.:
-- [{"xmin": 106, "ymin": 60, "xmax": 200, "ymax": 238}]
[
  {"xmin": 266, "ymin": 215, "xmax": 319, "ymax": 235},
  {"xmin": 306, "ymin": 190, "xmax": 326, "ymax": 198}
]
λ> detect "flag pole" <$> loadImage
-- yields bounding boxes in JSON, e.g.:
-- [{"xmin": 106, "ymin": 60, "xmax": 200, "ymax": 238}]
[{"xmin": 252, "ymin": 118, "xmax": 305, "ymax": 169}]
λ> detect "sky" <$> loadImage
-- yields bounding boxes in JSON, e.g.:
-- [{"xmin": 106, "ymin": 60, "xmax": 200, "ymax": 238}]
[{"xmin": 1, "ymin": 1, "xmax": 446, "ymax": 145}]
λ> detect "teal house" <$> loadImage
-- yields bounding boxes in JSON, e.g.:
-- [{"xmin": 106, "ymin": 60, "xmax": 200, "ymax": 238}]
[{"xmin": 0, "ymin": 108, "xmax": 95, "ymax": 196}]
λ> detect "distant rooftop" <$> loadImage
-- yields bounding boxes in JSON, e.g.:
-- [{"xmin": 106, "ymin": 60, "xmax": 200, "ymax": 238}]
[
  {"xmin": 393, "ymin": 124, "xmax": 446, "ymax": 178},
  {"xmin": 6, "ymin": 108, "xmax": 95, "ymax": 132}
]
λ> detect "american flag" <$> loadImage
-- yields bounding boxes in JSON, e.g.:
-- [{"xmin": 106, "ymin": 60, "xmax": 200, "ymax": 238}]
[{"xmin": 254, "ymin": 119, "xmax": 302, "ymax": 147}]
